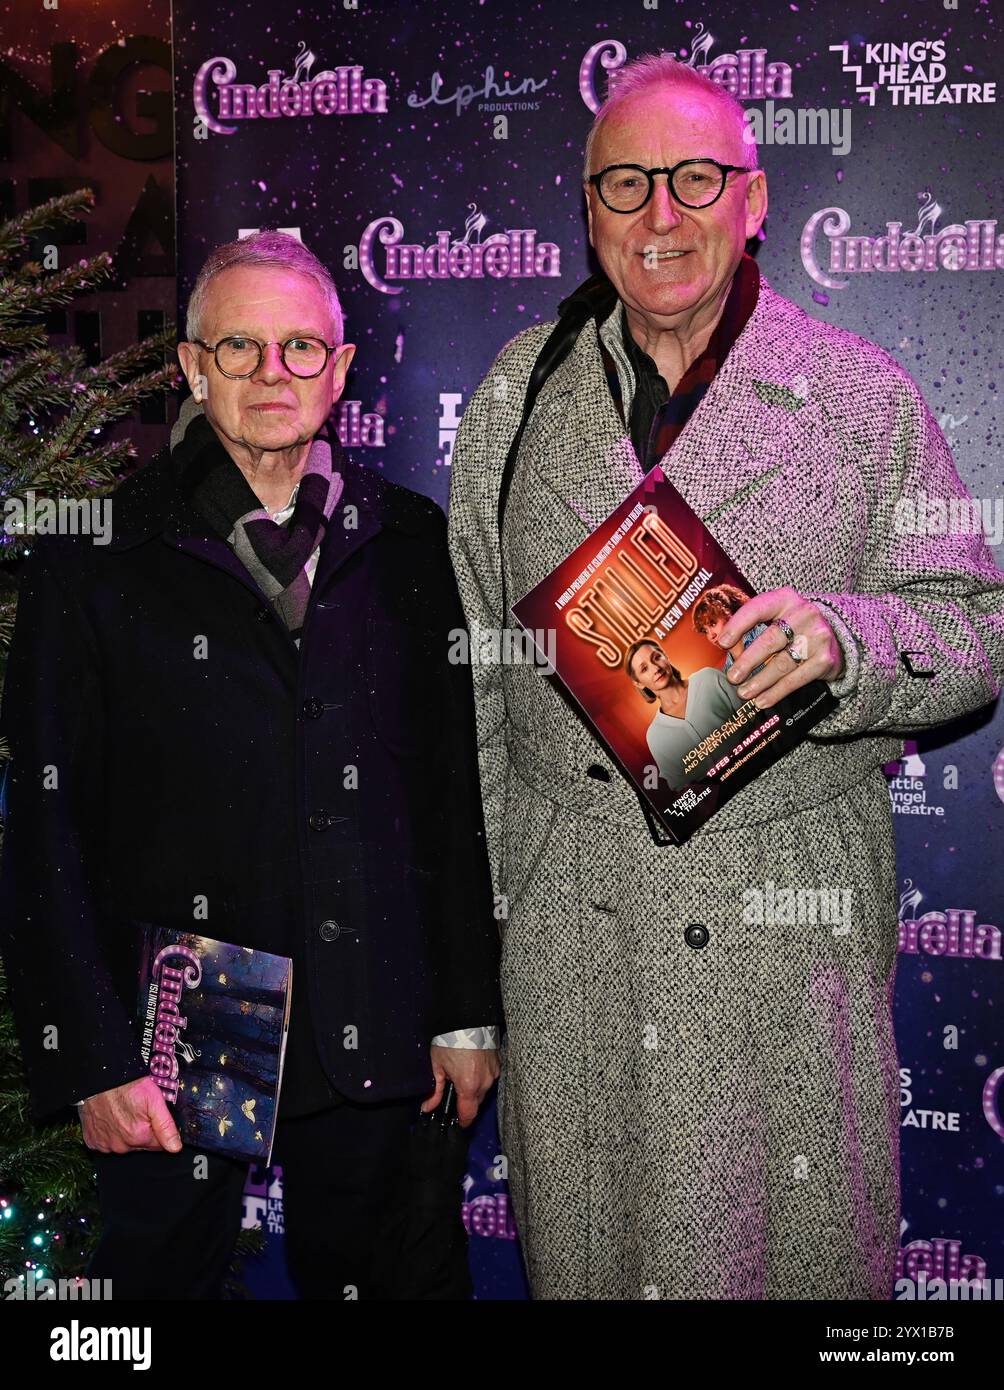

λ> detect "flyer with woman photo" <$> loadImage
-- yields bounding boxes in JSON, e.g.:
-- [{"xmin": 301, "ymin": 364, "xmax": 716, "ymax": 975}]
[{"xmin": 511, "ymin": 465, "xmax": 837, "ymax": 842}]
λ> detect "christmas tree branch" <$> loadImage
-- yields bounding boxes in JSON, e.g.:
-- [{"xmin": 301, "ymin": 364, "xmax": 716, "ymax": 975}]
[{"xmin": 0, "ymin": 189, "xmax": 97, "ymax": 268}]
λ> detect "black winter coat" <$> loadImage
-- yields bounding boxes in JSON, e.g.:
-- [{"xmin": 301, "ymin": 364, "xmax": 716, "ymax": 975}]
[{"xmin": 0, "ymin": 429, "xmax": 501, "ymax": 1121}]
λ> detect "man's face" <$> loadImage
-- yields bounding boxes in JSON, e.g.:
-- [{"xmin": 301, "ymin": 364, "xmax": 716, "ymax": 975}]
[
  {"xmin": 178, "ymin": 264, "xmax": 355, "ymax": 455},
  {"xmin": 585, "ymin": 86, "xmax": 767, "ymax": 326}
]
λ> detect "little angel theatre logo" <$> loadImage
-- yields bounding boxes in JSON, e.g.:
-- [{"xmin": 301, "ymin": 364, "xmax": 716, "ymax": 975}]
[
  {"xmin": 802, "ymin": 190, "xmax": 1004, "ymax": 290},
  {"xmin": 884, "ymin": 738, "xmax": 946, "ymax": 818},
  {"xmin": 193, "ymin": 41, "xmax": 387, "ymax": 135},
  {"xmin": 358, "ymin": 202, "xmax": 560, "ymax": 295}
]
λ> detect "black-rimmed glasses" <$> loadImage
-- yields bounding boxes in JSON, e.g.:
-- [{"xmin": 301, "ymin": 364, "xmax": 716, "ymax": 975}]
[
  {"xmin": 588, "ymin": 159, "xmax": 750, "ymax": 213},
  {"xmin": 192, "ymin": 335, "xmax": 339, "ymax": 379}
]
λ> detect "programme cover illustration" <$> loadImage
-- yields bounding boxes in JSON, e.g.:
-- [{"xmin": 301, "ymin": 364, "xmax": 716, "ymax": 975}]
[
  {"xmin": 512, "ymin": 465, "xmax": 837, "ymax": 842},
  {"xmin": 137, "ymin": 927, "xmax": 292, "ymax": 1164}
]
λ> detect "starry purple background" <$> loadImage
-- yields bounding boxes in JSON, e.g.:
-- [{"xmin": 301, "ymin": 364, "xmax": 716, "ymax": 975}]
[{"xmin": 173, "ymin": 0, "xmax": 1004, "ymax": 1300}]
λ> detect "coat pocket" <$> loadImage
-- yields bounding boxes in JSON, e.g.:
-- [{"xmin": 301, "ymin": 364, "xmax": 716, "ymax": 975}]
[{"xmin": 699, "ymin": 455, "xmax": 789, "ymax": 525}]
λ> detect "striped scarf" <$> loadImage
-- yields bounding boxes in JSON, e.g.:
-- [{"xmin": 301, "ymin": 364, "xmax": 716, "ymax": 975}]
[{"xmin": 173, "ymin": 407, "xmax": 344, "ymax": 644}]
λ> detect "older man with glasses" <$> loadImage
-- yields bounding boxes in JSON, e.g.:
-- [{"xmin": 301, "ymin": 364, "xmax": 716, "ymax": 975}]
[
  {"xmin": 0, "ymin": 230, "xmax": 501, "ymax": 1299},
  {"xmin": 447, "ymin": 53, "xmax": 1004, "ymax": 1300}
]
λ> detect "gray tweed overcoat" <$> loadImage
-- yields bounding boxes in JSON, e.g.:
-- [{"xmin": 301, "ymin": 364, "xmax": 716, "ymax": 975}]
[{"xmin": 446, "ymin": 273, "xmax": 1004, "ymax": 1300}]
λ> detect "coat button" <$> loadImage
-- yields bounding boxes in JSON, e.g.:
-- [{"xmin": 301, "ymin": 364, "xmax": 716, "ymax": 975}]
[
  {"xmin": 318, "ymin": 919, "xmax": 341, "ymax": 942},
  {"xmin": 302, "ymin": 696, "xmax": 324, "ymax": 719},
  {"xmin": 309, "ymin": 810, "xmax": 343, "ymax": 831},
  {"xmin": 684, "ymin": 923, "xmax": 709, "ymax": 949},
  {"xmin": 585, "ymin": 764, "xmax": 611, "ymax": 782}
]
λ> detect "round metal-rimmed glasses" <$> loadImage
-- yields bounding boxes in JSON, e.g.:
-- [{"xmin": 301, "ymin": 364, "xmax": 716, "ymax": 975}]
[
  {"xmin": 588, "ymin": 159, "xmax": 750, "ymax": 214},
  {"xmin": 192, "ymin": 335, "xmax": 339, "ymax": 379}
]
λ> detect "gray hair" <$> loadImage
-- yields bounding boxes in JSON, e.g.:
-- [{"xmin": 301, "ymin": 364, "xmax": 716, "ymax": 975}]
[
  {"xmin": 582, "ymin": 51, "xmax": 758, "ymax": 183},
  {"xmin": 185, "ymin": 230, "xmax": 345, "ymax": 345}
]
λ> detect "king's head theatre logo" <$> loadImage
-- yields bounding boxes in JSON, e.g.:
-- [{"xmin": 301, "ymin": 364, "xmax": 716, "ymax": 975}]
[{"xmin": 193, "ymin": 43, "xmax": 387, "ymax": 135}]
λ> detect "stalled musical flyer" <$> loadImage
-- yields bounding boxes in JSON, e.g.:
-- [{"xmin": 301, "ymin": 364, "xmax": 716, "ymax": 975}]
[{"xmin": 511, "ymin": 464, "xmax": 836, "ymax": 843}]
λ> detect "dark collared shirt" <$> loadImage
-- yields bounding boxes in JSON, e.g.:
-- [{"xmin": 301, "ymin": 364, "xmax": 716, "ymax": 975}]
[{"xmin": 608, "ymin": 252, "xmax": 761, "ymax": 469}]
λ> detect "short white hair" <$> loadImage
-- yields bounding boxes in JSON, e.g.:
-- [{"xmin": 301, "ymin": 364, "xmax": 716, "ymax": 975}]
[
  {"xmin": 185, "ymin": 230, "xmax": 345, "ymax": 344},
  {"xmin": 582, "ymin": 51, "xmax": 758, "ymax": 182}
]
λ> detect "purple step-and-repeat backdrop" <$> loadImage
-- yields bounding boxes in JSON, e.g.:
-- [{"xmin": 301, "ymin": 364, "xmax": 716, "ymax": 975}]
[{"xmin": 170, "ymin": 0, "xmax": 1004, "ymax": 1299}]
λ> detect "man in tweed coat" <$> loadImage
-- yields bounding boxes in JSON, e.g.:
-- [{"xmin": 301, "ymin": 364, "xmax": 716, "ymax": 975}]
[{"xmin": 447, "ymin": 54, "xmax": 1004, "ymax": 1300}]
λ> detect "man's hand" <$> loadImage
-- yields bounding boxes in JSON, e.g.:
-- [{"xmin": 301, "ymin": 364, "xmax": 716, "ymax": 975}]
[
  {"xmin": 79, "ymin": 1075, "xmax": 183, "ymax": 1154},
  {"xmin": 719, "ymin": 586, "xmax": 846, "ymax": 709},
  {"xmin": 423, "ymin": 1046, "xmax": 500, "ymax": 1128}
]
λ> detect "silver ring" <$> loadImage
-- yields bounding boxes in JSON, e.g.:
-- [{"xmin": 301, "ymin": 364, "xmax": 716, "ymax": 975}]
[
  {"xmin": 773, "ymin": 618, "xmax": 796, "ymax": 646},
  {"xmin": 788, "ymin": 641, "xmax": 806, "ymax": 664}
]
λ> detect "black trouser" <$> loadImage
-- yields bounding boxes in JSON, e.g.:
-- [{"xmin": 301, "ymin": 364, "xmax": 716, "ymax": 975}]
[{"xmin": 86, "ymin": 1094, "xmax": 419, "ymax": 1300}]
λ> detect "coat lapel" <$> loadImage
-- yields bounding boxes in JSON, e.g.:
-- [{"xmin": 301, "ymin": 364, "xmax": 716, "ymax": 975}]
[
  {"xmin": 162, "ymin": 453, "xmax": 388, "ymax": 626},
  {"xmin": 656, "ymin": 280, "xmax": 838, "ymax": 523},
  {"xmin": 106, "ymin": 430, "xmax": 386, "ymax": 645},
  {"xmin": 522, "ymin": 328, "xmax": 644, "ymax": 534},
  {"xmin": 307, "ymin": 469, "xmax": 384, "ymax": 600},
  {"xmin": 106, "ymin": 450, "xmax": 282, "ymax": 610},
  {"xmin": 525, "ymin": 277, "xmax": 852, "ymax": 536},
  {"xmin": 163, "ymin": 490, "xmax": 282, "ymax": 605}
]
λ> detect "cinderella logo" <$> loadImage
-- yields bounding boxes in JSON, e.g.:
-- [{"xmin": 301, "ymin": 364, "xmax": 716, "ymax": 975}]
[
  {"xmin": 897, "ymin": 880, "xmax": 1002, "ymax": 961},
  {"xmin": 359, "ymin": 203, "xmax": 560, "ymax": 295},
  {"xmin": 145, "ymin": 944, "xmax": 204, "ymax": 1104},
  {"xmin": 579, "ymin": 26, "xmax": 792, "ymax": 114},
  {"xmin": 801, "ymin": 189, "xmax": 1004, "ymax": 289},
  {"xmin": 983, "ymin": 1065, "xmax": 1004, "ymax": 1142},
  {"xmin": 193, "ymin": 42, "xmax": 387, "ymax": 136}
]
